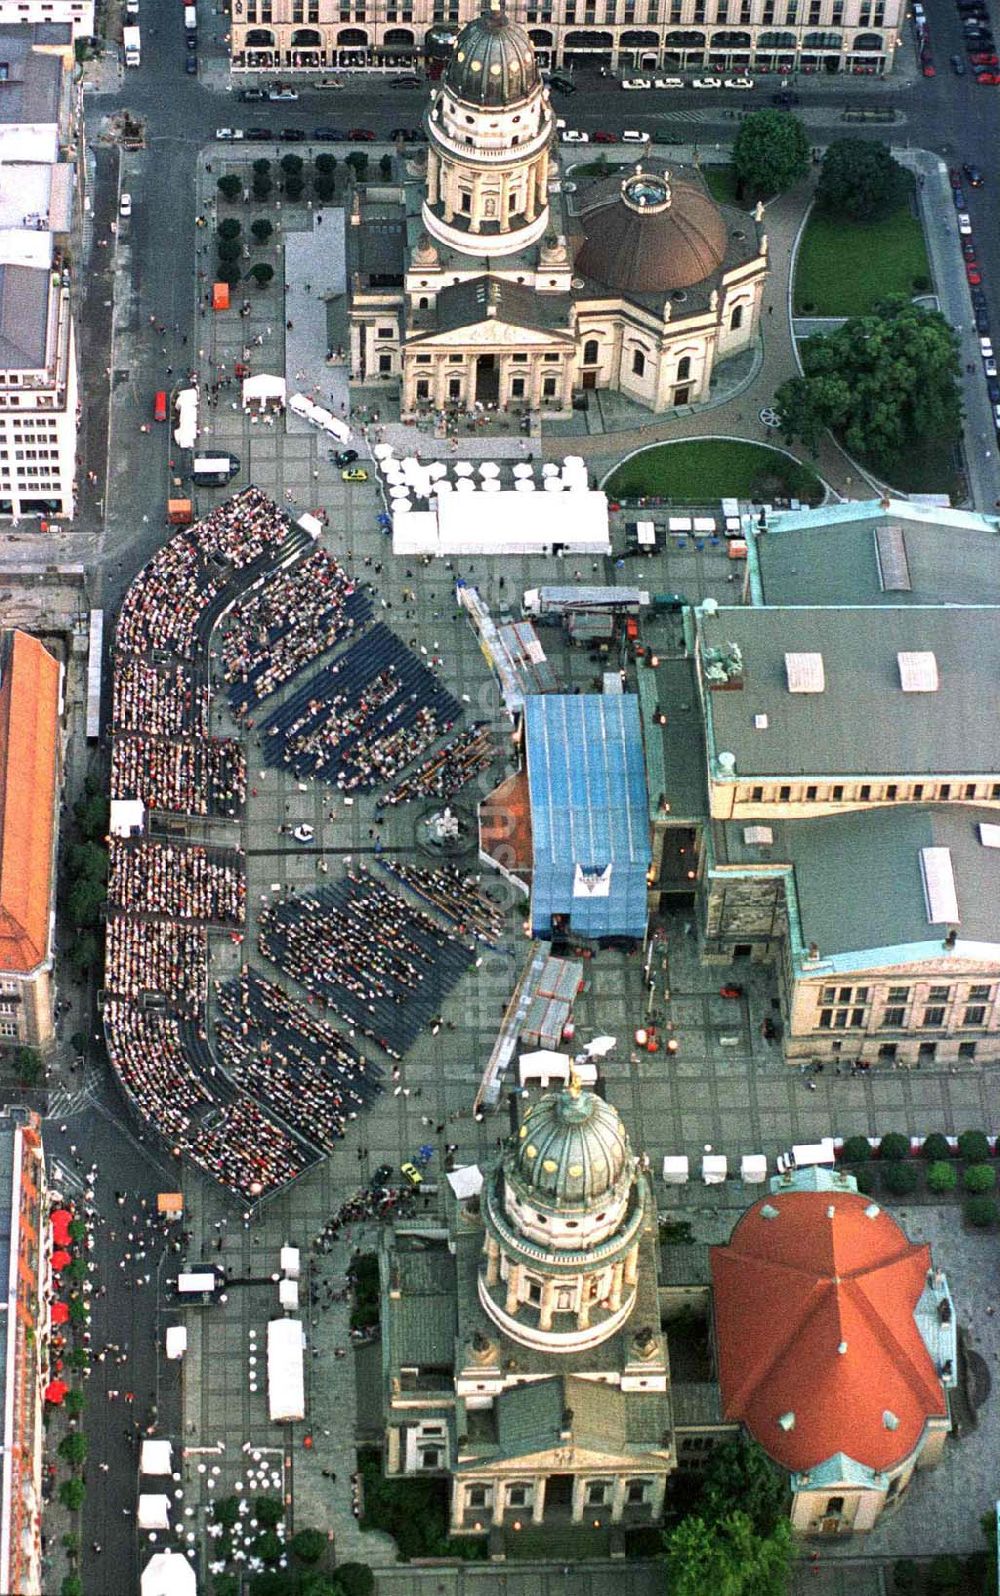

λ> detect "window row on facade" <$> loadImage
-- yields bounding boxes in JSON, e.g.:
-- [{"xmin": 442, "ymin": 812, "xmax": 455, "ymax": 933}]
[{"xmin": 734, "ymin": 778, "xmax": 1000, "ymax": 807}]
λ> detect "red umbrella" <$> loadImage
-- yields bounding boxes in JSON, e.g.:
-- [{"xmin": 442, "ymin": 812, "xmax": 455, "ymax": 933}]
[
  {"xmin": 44, "ymin": 1379, "xmax": 68, "ymax": 1405},
  {"xmin": 50, "ymin": 1301, "xmax": 69, "ymax": 1325},
  {"xmin": 51, "ymin": 1249, "xmax": 72, "ymax": 1272},
  {"xmin": 50, "ymin": 1210, "xmax": 72, "ymax": 1246}
]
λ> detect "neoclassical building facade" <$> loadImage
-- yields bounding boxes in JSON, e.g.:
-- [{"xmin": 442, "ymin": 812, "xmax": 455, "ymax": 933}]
[
  {"xmin": 347, "ymin": 0, "xmax": 768, "ymax": 417},
  {"xmin": 379, "ymin": 1075, "xmax": 675, "ymax": 1537}
]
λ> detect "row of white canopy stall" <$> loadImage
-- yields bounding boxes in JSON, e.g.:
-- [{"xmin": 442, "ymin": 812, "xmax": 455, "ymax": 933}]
[
  {"xmin": 662, "ymin": 1153, "xmax": 768, "ymax": 1185},
  {"xmin": 173, "ymin": 389, "xmax": 198, "ymax": 450},
  {"xmin": 288, "ymin": 391, "xmax": 351, "ymax": 443}
]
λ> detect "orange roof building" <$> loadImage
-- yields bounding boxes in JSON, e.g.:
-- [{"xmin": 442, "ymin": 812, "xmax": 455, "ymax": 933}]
[
  {"xmin": 0, "ymin": 631, "xmax": 61, "ymax": 1046},
  {"xmin": 710, "ymin": 1168, "xmax": 955, "ymax": 1536}
]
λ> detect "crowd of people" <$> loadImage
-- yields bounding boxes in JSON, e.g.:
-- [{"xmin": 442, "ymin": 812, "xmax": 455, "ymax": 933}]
[
  {"xmin": 261, "ymin": 623, "xmax": 462, "ymax": 792},
  {"xmin": 214, "ymin": 971, "xmax": 384, "ymax": 1152},
  {"xmin": 111, "ymin": 735, "xmax": 246, "ymax": 819},
  {"xmin": 221, "ymin": 549, "xmax": 373, "ymax": 719},
  {"xmin": 377, "ymin": 860, "xmax": 505, "ymax": 946},
  {"xmin": 105, "ymin": 917, "xmax": 209, "ymax": 1018},
  {"xmin": 108, "ymin": 839, "xmax": 247, "ymax": 926},
  {"xmin": 113, "ymin": 659, "xmax": 211, "ymax": 740},
  {"xmin": 378, "ymin": 722, "xmax": 496, "ymax": 808},
  {"xmin": 258, "ymin": 868, "xmax": 475, "ymax": 1057}
]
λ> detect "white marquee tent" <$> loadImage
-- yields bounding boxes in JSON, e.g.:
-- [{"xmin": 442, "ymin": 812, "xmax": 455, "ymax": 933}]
[{"xmin": 141, "ymin": 1551, "xmax": 197, "ymax": 1596}]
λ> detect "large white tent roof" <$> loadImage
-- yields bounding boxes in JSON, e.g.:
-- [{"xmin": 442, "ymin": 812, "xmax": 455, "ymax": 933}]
[{"xmin": 141, "ymin": 1551, "xmax": 197, "ymax": 1596}]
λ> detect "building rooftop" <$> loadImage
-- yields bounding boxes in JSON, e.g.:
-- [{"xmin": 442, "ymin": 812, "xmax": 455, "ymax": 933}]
[
  {"xmin": 700, "ymin": 605, "xmax": 1000, "ymax": 778},
  {"xmin": 466, "ymin": 1373, "xmax": 672, "ymax": 1467},
  {"xmin": 575, "ymin": 168, "xmax": 727, "ymax": 295},
  {"xmin": 507, "ymin": 1081, "xmax": 632, "ymax": 1210},
  {"xmin": 409, "ymin": 274, "xmax": 573, "ymax": 340},
  {"xmin": 751, "ymin": 499, "xmax": 1000, "ymax": 608},
  {"xmin": 442, "ymin": 1, "xmax": 539, "ymax": 109},
  {"xmin": 718, "ymin": 805, "xmax": 1000, "ymax": 958},
  {"xmin": 711, "ymin": 1186, "xmax": 948, "ymax": 1477},
  {"xmin": 0, "ymin": 630, "xmax": 59, "ymax": 975},
  {"xmin": 0, "ymin": 263, "xmax": 49, "ymax": 367}
]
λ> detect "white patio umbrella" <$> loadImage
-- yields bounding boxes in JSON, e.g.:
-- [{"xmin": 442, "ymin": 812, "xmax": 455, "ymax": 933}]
[
  {"xmin": 389, "ymin": 483, "xmax": 410, "ymax": 499},
  {"xmin": 542, "ymin": 462, "xmax": 559, "ymax": 477},
  {"xmin": 513, "ymin": 462, "xmax": 533, "ymax": 478},
  {"xmin": 563, "ymin": 454, "xmax": 585, "ymax": 468},
  {"xmin": 481, "ymin": 478, "xmax": 502, "ymax": 492},
  {"xmin": 453, "ymin": 460, "xmax": 474, "ymax": 477},
  {"xmin": 581, "ymin": 1034, "xmax": 617, "ymax": 1058},
  {"xmin": 544, "ymin": 477, "xmax": 564, "ymax": 491},
  {"xmin": 431, "ymin": 479, "xmax": 453, "ymax": 495},
  {"xmin": 427, "ymin": 460, "xmax": 448, "ymax": 479},
  {"xmin": 515, "ymin": 478, "xmax": 536, "ymax": 492},
  {"xmin": 478, "ymin": 460, "xmax": 500, "ymax": 478},
  {"xmin": 455, "ymin": 478, "xmax": 476, "ymax": 493},
  {"xmin": 393, "ymin": 499, "xmax": 413, "ymax": 513},
  {"xmin": 372, "ymin": 443, "xmax": 394, "ymax": 460}
]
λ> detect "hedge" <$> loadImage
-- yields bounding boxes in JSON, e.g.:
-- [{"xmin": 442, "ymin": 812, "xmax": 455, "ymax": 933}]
[
  {"xmin": 879, "ymin": 1132, "xmax": 910, "ymax": 1162},
  {"xmin": 963, "ymin": 1164, "xmax": 997, "ymax": 1195},
  {"xmin": 841, "ymin": 1135, "xmax": 871, "ymax": 1163},
  {"xmin": 958, "ymin": 1130, "xmax": 991, "ymax": 1164},
  {"xmin": 927, "ymin": 1161, "xmax": 958, "ymax": 1194},
  {"xmin": 921, "ymin": 1133, "xmax": 953, "ymax": 1162}
]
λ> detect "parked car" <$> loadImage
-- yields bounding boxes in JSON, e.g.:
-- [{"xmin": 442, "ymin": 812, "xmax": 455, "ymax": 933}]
[
  {"xmin": 269, "ymin": 85, "xmax": 299, "ymax": 100},
  {"xmin": 185, "ymin": 30, "xmax": 198, "ymax": 48},
  {"xmin": 654, "ymin": 76, "xmax": 685, "ymax": 87},
  {"xmin": 621, "ymin": 128, "xmax": 651, "ymax": 142},
  {"xmin": 333, "ymin": 448, "xmax": 359, "ymax": 467},
  {"xmin": 341, "ymin": 467, "xmax": 368, "ymax": 482},
  {"xmin": 153, "ymin": 390, "xmax": 167, "ymax": 423},
  {"xmin": 238, "ymin": 86, "xmax": 268, "ymax": 101},
  {"xmin": 348, "ymin": 127, "xmax": 375, "ymax": 140},
  {"xmin": 389, "ymin": 73, "xmax": 422, "ymax": 87},
  {"xmin": 313, "ymin": 127, "xmax": 347, "ymax": 141},
  {"xmin": 964, "ymin": 240, "xmax": 978, "ymax": 258},
  {"xmin": 968, "ymin": 263, "xmax": 983, "ymax": 284},
  {"xmin": 119, "ymin": 191, "xmax": 132, "ymax": 217},
  {"xmin": 621, "ymin": 76, "xmax": 653, "ymax": 89},
  {"xmin": 245, "ymin": 127, "xmax": 271, "ymax": 140},
  {"xmin": 185, "ymin": 52, "xmax": 197, "ymax": 73},
  {"xmin": 388, "ymin": 126, "xmax": 426, "ymax": 141},
  {"xmin": 560, "ymin": 128, "xmax": 589, "ymax": 142},
  {"xmin": 970, "ymin": 51, "xmax": 998, "ymax": 63},
  {"xmin": 692, "ymin": 76, "xmax": 724, "ymax": 87},
  {"xmin": 950, "ymin": 167, "xmax": 964, "ymax": 186},
  {"xmin": 400, "ymin": 1162, "xmax": 423, "ymax": 1186},
  {"xmin": 922, "ymin": 58, "xmax": 936, "ymax": 75},
  {"xmin": 954, "ymin": 185, "xmax": 967, "ymax": 207},
  {"xmin": 964, "ymin": 162, "xmax": 985, "ymax": 185},
  {"xmin": 215, "ymin": 128, "xmax": 245, "ymax": 140},
  {"xmin": 280, "ymin": 127, "xmax": 306, "ymax": 141},
  {"xmin": 975, "ymin": 68, "xmax": 1000, "ymax": 80},
  {"xmin": 593, "ymin": 129, "xmax": 616, "ymax": 142},
  {"xmin": 977, "ymin": 307, "xmax": 991, "ymax": 332},
  {"xmin": 548, "ymin": 74, "xmax": 576, "ymax": 92},
  {"xmin": 958, "ymin": 211, "xmax": 973, "ymax": 234},
  {"xmin": 724, "ymin": 76, "xmax": 755, "ymax": 88},
  {"xmin": 985, "ymin": 354, "xmax": 999, "ymax": 378}
]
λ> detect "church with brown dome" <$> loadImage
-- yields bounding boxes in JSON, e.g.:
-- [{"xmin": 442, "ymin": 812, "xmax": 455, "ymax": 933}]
[{"xmin": 347, "ymin": 0, "xmax": 769, "ymax": 416}]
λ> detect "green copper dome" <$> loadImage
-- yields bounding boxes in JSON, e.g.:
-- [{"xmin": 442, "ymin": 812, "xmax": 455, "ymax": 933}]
[
  {"xmin": 444, "ymin": 0, "xmax": 539, "ymax": 109},
  {"xmin": 510, "ymin": 1083, "xmax": 631, "ymax": 1208}
]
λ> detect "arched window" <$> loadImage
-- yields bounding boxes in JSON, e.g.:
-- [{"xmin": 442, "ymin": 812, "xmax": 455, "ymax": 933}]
[
  {"xmin": 803, "ymin": 29, "xmax": 842, "ymax": 46},
  {"xmin": 664, "ymin": 29, "xmax": 705, "ymax": 45},
  {"xmin": 620, "ymin": 28, "xmax": 659, "ymax": 45},
  {"xmin": 337, "ymin": 26, "xmax": 367, "ymax": 43},
  {"xmin": 384, "ymin": 26, "xmax": 414, "ymax": 42},
  {"xmin": 528, "ymin": 27, "xmax": 553, "ymax": 43},
  {"xmin": 730, "ymin": 304, "xmax": 743, "ymax": 332},
  {"xmin": 564, "ymin": 29, "xmax": 613, "ymax": 47},
  {"xmin": 418, "ymin": 296, "xmax": 429, "ymax": 309},
  {"xmin": 853, "ymin": 30, "xmax": 883, "ymax": 48},
  {"xmin": 757, "ymin": 29, "xmax": 796, "ymax": 47},
  {"xmin": 583, "ymin": 339, "xmax": 599, "ymax": 365},
  {"xmin": 291, "ymin": 26, "xmax": 321, "ymax": 44},
  {"xmin": 245, "ymin": 27, "xmax": 274, "ymax": 44},
  {"xmin": 711, "ymin": 29, "xmax": 751, "ymax": 46},
  {"xmin": 677, "ymin": 355, "xmax": 691, "ymax": 380},
  {"xmin": 632, "ymin": 349, "xmax": 646, "ymax": 377}
]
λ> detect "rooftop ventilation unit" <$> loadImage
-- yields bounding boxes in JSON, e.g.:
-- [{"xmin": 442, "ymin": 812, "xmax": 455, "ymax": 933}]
[
  {"xmin": 898, "ymin": 651, "xmax": 938, "ymax": 692},
  {"xmin": 920, "ymin": 846, "xmax": 959, "ymax": 925},
  {"xmin": 785, "ymin": 651, "xmax": 825, "ymax": 694}
]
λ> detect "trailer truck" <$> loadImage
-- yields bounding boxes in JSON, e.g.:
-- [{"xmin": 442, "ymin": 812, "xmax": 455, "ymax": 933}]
[{"xmin": 123, "ymin": 23, "xmax": 141, "ymax": 64}]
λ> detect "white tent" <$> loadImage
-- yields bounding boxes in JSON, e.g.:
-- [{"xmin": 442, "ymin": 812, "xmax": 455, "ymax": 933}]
[
  {"xmin": 702, "ymin": 1154, "xmax": 728, "ymax": 1185},
  {"xmin": 141, "ymin": 1551, "xmax": 197, "ymax": 1596},
  {"xmin": 279, "ymin": 1277, "xmax": 299, "ymax": 1312},
  {"xmin": 446, "ymin": 1164, "xmax": 484, "ymax": 1200},
  {"xmin": 296, "ymin": 512, "xmax": 323, "ymax": 539},
  {"xmin": 109, "ymin": 798, "xmax": 145, "ymax": 839},
  {"xmin": 740, "ymin": 1154, "xmax": 768, "ymax": 1185},
  {"xmin": 267, "ymin": 1317, "xmax": 305, "ymax": 1423},
  {"xmin": 280, "ymin": 1245, "xmax": 300, "ymax": 1280},
  {"xmin": 140, "ymin": 1440, "xmax": 173, "ymax": 1477},
  {"xmin": 242, "ymin": 373, "xmax": 286, "ymax": 410},
  {"xmin": 519, "ymin": 1049, "xmax": 571, "ymax": 1087},
  {"xmin": 395, "ymin": 489, "xmax": 610, "ymax": 557},
  {"xmin": 288, "ymin": 393, "xmax": 313, "ymax": 419},
  {"xmin": 661, "ymin": 1155, "xmax": 689, "ymax": 1185},
  {"xmin": 165, "ymin": 1326, "xmax": 187, "ymax": 1361},
  {"xmin": 138, "ymin": 1494, "xmax": 171, "ymax": 1531}
]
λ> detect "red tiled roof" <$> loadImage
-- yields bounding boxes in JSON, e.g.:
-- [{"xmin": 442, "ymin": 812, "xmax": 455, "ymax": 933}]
[
  {"xmin": 710, "ymin": 1190, "xmax": 947, "ymax": 1475},
  {"xmin": 0, "ymin": 631, "xmax": 60, "ymax": 974}
]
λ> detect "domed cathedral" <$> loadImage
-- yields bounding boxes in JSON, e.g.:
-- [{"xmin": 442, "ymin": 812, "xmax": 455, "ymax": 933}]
[
  {"xmin": 347, "ymin": 0, "xmax": 768, "ymax": 417},
  {"xmin": 378, "ymin": 1074, "xmax": 676, "ymax": 1540}
]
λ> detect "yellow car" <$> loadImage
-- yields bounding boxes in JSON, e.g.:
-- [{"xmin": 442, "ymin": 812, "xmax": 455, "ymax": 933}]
[
  {"xmin": 400, "ymin": 1161, "xmax": 423, "ymax": 1187},
  {"xmin": 341, "ymin": 466, "xmax": 368, "ymax": 483}
]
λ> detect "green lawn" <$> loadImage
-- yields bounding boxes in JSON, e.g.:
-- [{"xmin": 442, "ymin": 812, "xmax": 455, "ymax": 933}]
[
  {"xmin": 604, "ymin": 439, "xmax": 824, "ymax": 505},
  {"xmin": 794, "ymin": 182, "xmax": 930, "ymax": 317},
  {"xmin": 701, "ymin": 164, "xmax": 746, "ymax": 208},
  {"xmin": 859, "ymin": 438, "xmax": 962, "ymax": 503}
]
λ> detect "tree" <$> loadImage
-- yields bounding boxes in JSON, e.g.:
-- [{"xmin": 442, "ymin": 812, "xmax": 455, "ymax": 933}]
[
  {"xmin": 251, "ymin": 218, "xmax": 273, "ymax": 244},
  {"xmin": 255, "ymin": 1495, "xmax": 285, "ymax": 1528},
  {"xmin": 922, "ymin": 1133, "xmax": 953, "ymax": 1162},
  {"xmin": 775, "ymin": 298, "xmax": 961, "ymax": 473},
  {"xmin": 216, "ymin": 261, "xmax": 243, "ymax": 288},
  {"xmin": 67, "ymin": 875, "xmax": 105, "ymax": 930},
  {"xmin": 217, "ymin": 174, "xmax": 242, "ymax": 202},
  {"xmin": 816, "ymin": 138, "xmax": 908, "ymax": 221},
  {"xmin": 217, "ymin": 238, "xmax": 242, "ymax": 264},
  {"xmin": 280, "ymin": 153, "xmax": 304, "ymax": 176},
  {"xmin": 58, "ymin": 1477, "xmax": 85, "ymax": 1510},
  {"xmin": 345, "ymin": 151, "xmax": 369, "ymax": 180},
  {"xmin": 252, "ymin": 175, "xmax": 273, "ymax": 201},
  {"xmin": 68, "ymin": 933, "xmax": 100, "ymax": 981},
  {"xmin": 879, "ymin": 1132, "xmax": 910, "ymax": 1161},
  {"xmin": 58, "ymin": 1432, "xmax": 87, "ymax": 1468},
  {"xmin": 883, "ymin": 1162, "xmax": 919, "ymax": 1196},
  {"xmin": 893, "ymin": 1560, "xmax": 920, "ymax": 1593},
  {"xmin": 331, "ymin": 1564, "xmax": 374, "ymax": 1596},
  {"xmin": 255, "ymin": 1529, "xmax": 283, "ymax": 1564},
  {"xmin": 698, "ymin": 1435, "xmax": 787, "ymax": 1538},
  {"xmin": 958, "ymin": 1130, "xmax": 991, "ymax": 1164},
  {"xmin": 213, "ymin": 1496, "xmax": 240, "ymax": 1530},
  {"xmin": 64, "ymin": 1389, "xmax": 85, "ymax": 1419},
  {"xmin": 928, "ymin": 1556, "xmax": 964, "ymax": 1591},
  {"xmin": 964, "ymin": 1163, "xmax": 997, "ymax": 1194},
  {"xmin": 285, "ymin": 175, "xmax": 305, "ymax": 200},
  {"xmin": 13, "ymin": 1048, "xmax": 42, "ymax": 1086},
  {"xmin": 253, "ymin": 158, "xmax": 272, "ymax": 176},
  {"xmin": 67, "ymin": 841, "xmax": 107, "ymax": 884},
  {"xmin": 315, "ymin": 154, "xmax": 337, "ymax": 175},
  {"xmin": 291, "ymin": 1528, "xmax": 327, "ymax": 1564},
  {"xmin": 379, "ymin": 153, "xmax": 393, "ymax": 178},
  {"xmin": 249, "ymin": 264, "xmax": 275, "ymax": 289},
  {"xmin": 965, "ymin": 1196, "xmax": 999, "ymax": 1228},
  {"xmin": 841, "ymin": 1135, "xmax": 871, "ymax": 1163},
  {"xmin": 928, "ymin": 1160, "xmax": 959, "ymax": 1194},
  {"xmin": 315, "ymin": 173, "xmax": 336, "ymax": 202},
  {"xmin": 663, "ymin": 1511, "xmax": 792, "ymax": 1596},
  {"xmin": 732, "ymin": 108, "xmax": 810, "ymax": 201},
  {"xmin": 61, "ymin": 1531, "xmax": 81, "ymax": 1554},
  {"xmin": 218, "ymin": 217, "xmax": 242, "ymax": 241},
  {"xmin": 61, "ymin": 1578, "xmax": 83, "ymax": 1596}
]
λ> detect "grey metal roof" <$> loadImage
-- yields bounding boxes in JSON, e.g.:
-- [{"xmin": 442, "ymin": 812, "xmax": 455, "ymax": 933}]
[
  {"xmin": 443, "ymin": 3, "xmax": 539, "ymax": 108},
  {"xmin": 702, "ymin": 606, "xmax": 1000, "ymax": 778},
  {"xmin": 385, "ymin": 1235, "xmax": 457, "ymax": 1371},
  {"xmin": 0, "ymin": 45, "xmax": 62, "ymax": 123},
  {"xmin": 756, "ymin": 514, "xmax": 1000, "ymax": 607},
  {"xmin": 720, "ymin": 805, "xmax": 1000, "ymax": 955},
  {"xmin": 0, "ymin": 266, "xmax": 49, "ymax": 368},
  {"xmin": 491, "ymin": 1374, "xmax": 671, "ymax": 1460},
  {"xmin": 414, "ymin": 275, "xmax": 573, "ymax": 339}
]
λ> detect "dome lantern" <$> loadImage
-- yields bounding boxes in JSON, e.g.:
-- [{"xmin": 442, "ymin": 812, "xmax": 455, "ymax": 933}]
[{"xmin": 443, "ymin": 0, "xmax": 540, "ymax": 108}]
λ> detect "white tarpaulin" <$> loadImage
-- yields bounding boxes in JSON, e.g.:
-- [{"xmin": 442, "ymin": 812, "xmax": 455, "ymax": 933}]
[
  {"xmin": 519, "ymin": 1049, "xmax": 570, "ymax": 1087},
  {"xmin": 140, "ymin": 1440, "xmax": 173, "ymax": 1477},
  {"xmin": 394, "ymin": 490, "xmax": 610, "ymax": 557},
  {"xmin": 165, "ymin": 1326, "xmax": 187, "ymax": 1360},
  {"xmin": 446, "ymin": 1164, "xmax": 484, "ymax": 1200},
  {"xmin": 267, "ymin": 1317, "xmax": 305, "ymax": 1423},
  {"xmin": 242, "ymin": 373, "xmax": 286, "ymax": 408},
  {"xmin": 662, "ymin": 1156, "xmax": 689, "ymax": 1185},
  {"xmin": 288, "ymin": 392, "xmax": 312, "ymax": 419},
  {"xmin": 109, "ymin": 798, "xmax": 145, "ymax": 838},
  {"xmin": 296, "ymin": 513, "xmax": 323, "ymax": 540},
  {"xmin": 279, "ymin": 1278, "xmax": 299, "ymax": 1311},
  {"xmin": 280, "ymin": 1246, "xmax": 300, "ymax": 1279},
  {"xmin": 138, "ymin": 1494, "xmax": 171, "ymax": 1530},
  {"xmin": 740, "ymin": 1154, "xmax": 768, "ymax": 1184},
  {"xmin": 141, "ymin": 1552, "xmax": 197, "ymax": 1596},
  {"xmin": 702, "ymin": 1154, "xmax": 728, "ymax": 1185}
]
